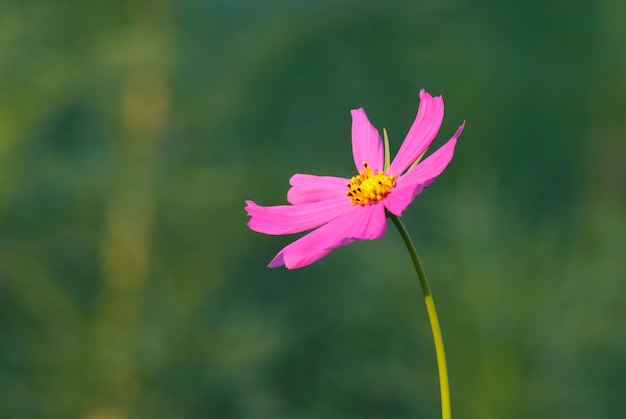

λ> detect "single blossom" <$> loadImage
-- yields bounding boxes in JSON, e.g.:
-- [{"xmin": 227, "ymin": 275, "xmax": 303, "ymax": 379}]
[{"xmin": 245, "ymin": 89, "xmax": 465, "ymax": 269}]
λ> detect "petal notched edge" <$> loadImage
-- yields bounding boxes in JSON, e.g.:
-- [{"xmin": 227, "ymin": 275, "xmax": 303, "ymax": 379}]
[
  {"xmin": 351, "ymin": 108, "xmax": 384, "ymax": 173},
  {"xmin": 269, "ymin": 204, "xmax": 387, "ymax": 269},
  {"xmin": 387, "ymin": 90, "xmax": 444, "ymax": 176},
  {"xmin": 287, "ymin": 174, "xmax": 349, "ymax": 205}
]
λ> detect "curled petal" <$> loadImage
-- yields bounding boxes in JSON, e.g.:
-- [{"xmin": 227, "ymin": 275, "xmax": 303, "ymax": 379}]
[
  {"xmin": 245, "ymin": 198, "xmax": 352, "ymax": 235},
  {"xmin": 287, "ymin": 174, "xmax": 349, "ymax": 205},
  {"xmin": 384, "ymin": 122, "xmax": 464, "ymax": 216},
  {"xmin": 387, "ymin": 90, "xmax": 444, "ymax": 176},
  {"xmin": 351, "ymin": 108, "xmax": 384, "ymax": 172},
  {"xmin": 269, "ymin": 203, "xmax": 387, "ymax": 269}
]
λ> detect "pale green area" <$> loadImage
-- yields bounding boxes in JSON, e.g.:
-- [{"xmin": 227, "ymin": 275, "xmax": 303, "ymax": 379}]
[{"xmin": 1, "ymin": 0, "xmax": 625, "ymax": 418}]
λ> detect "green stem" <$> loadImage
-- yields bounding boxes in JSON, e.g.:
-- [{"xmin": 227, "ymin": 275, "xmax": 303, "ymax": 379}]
[{"xmin": 388, "ymin": 213, "xmax": 451, "ymax": 419}]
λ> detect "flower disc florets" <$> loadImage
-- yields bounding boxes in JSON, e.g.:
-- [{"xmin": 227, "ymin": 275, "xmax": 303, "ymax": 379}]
[{"xmin": 346, "ymin": 162, "xmax": 395, "ymax": 205}]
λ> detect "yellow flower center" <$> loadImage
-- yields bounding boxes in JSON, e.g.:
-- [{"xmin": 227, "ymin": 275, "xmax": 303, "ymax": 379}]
[{"xmin": 346, "ymin": 162, "xmax": 395, "ymax": 205}]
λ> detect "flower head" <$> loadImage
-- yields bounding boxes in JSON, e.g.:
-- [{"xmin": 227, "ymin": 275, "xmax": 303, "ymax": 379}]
[{"xmin": 245, "ymin": 89, "xmax": 465, "ymax": 269}]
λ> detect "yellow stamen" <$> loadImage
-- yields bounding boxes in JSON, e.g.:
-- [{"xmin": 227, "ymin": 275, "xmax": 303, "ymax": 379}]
[{"xmin": 346, "ymin": 162, "xmax": 395, "ymax": 205}]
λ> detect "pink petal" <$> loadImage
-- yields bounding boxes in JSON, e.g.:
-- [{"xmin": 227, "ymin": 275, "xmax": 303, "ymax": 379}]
[
  {"xmin": 245, "ymin": 198, "xmax": 352, "ymax": 235},
  {"xmin": 269, "ymin": 203, "xmax": 387, "ymax": 269},
  {"xmin": 384, "ymin": 122, "xmax": 464, "ymax": 216},
  {"xmin": 387, "ymin": 90, "xmax": 444, "ymax": 176},
  {"xmin": 398, "ymin": 122, "xmax": 464, "ymax": 187},
  {"xmin": 383, "ymin": 184, "xmax": 426, "ymax": 217},
  {"xmin": 351, "ymin": 108, "xmax": 384, "ymax": 172},
  {"xmin": 287, "ymin": 174, "xmax": 349, "ymax": 205}
]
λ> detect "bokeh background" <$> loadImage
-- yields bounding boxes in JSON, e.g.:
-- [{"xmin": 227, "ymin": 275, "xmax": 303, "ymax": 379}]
[{"xmin": 1, "ymin": 0, "xmax": 625, "ymax": 418}]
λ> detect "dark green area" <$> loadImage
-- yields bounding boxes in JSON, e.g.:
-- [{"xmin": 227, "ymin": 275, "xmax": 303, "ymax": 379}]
[{"xmin": 1, "ymin": 0, "xmax": 625, "ymax": 418}]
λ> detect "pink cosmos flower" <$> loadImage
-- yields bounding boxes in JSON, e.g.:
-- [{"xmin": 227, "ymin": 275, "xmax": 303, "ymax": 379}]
[{"xmin": 245, "ymin": 89, "xmax": 465, "ymax": 269}]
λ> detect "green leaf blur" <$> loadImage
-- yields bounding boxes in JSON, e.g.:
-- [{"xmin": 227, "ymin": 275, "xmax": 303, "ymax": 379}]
[{"xmin": 0, "ymin": 0, "xmax": 624, "ymax": 418}]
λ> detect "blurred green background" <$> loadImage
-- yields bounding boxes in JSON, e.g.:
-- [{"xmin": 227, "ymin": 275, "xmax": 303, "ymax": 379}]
[{"xmin": 1, "ymin": 0, "xmax": 625, "ymax": 418}]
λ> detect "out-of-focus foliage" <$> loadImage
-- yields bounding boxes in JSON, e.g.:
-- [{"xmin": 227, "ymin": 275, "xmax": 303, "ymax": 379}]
[{"xmin": 1, "ymin": 0, "xmax": 625, "ymax": 418}]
